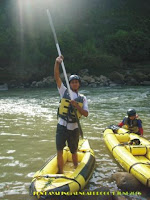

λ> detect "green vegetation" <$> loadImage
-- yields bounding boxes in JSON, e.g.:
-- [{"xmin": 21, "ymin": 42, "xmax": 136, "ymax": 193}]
[
  {"xmin": 105, "ymin": 30, "xmax": 150, "ymax": 61},
  {"xmin": 0, "ymin": 0, "xmax": 150, "ymax": 83}
]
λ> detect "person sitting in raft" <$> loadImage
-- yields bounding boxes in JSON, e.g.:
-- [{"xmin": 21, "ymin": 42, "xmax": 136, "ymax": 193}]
[
  {"xmin": 118, "ymin": 108, "xmax": 143, "ymax": 136},
  {"xmin": 54, "ymin": 55, "xmax": 89, "ymax": 174}
]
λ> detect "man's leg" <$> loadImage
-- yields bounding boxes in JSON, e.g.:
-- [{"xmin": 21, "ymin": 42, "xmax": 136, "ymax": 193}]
[
  {"xmin": 68, "ymin": 128, "xmax": 79, "ymax": 168},
  {"xmin": 57, "ymin": 150, "xmax": 63, "ymax": 174},
  {"xmin": 72, "ymin": 152, "xmax": 78, "ymax": 168},
  {"xmin": 56, "ymin": 124, "xmax": 67, "ymax": 174}
]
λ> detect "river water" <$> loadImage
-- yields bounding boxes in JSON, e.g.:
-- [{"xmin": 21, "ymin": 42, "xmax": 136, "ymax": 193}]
[{"xmin": 0, "ymin": 86, "xmax": 150, "ymax": 200}]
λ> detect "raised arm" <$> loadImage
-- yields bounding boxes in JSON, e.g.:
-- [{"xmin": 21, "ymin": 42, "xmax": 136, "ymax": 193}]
[{"xmin": 54, "ymin": 56, "xmax": 63, "ymax": 88}]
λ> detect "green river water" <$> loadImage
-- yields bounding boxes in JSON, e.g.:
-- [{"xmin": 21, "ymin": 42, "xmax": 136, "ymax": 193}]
[{"xmin": 0, "ymin": 86, "xmax": 150, "ymax": 200}]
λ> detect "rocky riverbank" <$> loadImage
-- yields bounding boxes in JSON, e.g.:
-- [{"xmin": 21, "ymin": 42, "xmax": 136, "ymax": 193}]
[{"xmin": 2, "ymin": 69, "xmax": 150, "ymax": 89}]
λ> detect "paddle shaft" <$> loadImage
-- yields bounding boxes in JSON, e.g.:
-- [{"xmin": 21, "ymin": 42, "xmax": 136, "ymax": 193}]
[
  {"xmin": 46, "ymin": 9, "xmax": 73, "ymax": 100},
  {"xmin": 47, "ymin": 9, "xmax": 83, "ymax": 138}
]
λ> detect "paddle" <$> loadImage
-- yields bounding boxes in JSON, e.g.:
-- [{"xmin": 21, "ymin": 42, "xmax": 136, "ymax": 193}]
[{"xmin": 46, "ymin": 9, "xmax": 83, "ymax": 138}]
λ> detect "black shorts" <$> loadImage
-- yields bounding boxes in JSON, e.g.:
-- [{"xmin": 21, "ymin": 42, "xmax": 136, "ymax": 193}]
[{"xmin": 56, "ymin": 124, "xmax": 79, "ymax": 154}]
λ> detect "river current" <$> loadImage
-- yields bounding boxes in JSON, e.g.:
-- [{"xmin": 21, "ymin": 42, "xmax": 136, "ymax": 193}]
[{"xmin": 0, "ymin": 86, "xmax": 150, "ymax": 200}]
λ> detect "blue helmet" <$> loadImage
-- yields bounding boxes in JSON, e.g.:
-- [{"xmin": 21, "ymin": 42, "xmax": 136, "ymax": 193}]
[{"xmin": 69, "ymin": 75, "xmax": 81, "ymax": 84}]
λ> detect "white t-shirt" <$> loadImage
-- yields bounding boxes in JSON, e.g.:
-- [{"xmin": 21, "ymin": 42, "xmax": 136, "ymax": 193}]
[{"xmin": 58, "ymin": 83, "xmax": 88, "ymax": 130}]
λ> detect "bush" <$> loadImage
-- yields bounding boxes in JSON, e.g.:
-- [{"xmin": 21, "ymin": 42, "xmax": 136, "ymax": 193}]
[
  {"xmin": 82, "ymin": 54, "xmax": 122, "ymax": 75},
  {"xmin": 104, "ymin": 30, "xmax": 150, "ymax": 61}
]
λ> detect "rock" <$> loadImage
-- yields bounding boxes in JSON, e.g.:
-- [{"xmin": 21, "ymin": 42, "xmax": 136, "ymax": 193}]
[
  {"xmin": 125, "ymin": 77, "xmax": 139, "ymax": 85},
  {"xmin": 134, "ymin": 72, "xmax": 148, "ymax": 82},
  {"xmin": 64, "ymin": 187, "xmax": 113, "ymax": 200},
  {"xmin": 81, "ymin": 80, "xmax": 89, "ymax": 86},
  {"xmin": 109, "ymin": 81, "xmax": 118, "ymax": 87},
  {"xmin": 18, "ymin": 83, "xmax": 24, "ymax": 89},
  {"xmin": 99, "ymin": 82, "xmax": 105, "ymax": 86},
  {"xmin": 60, "ymin": 73, "xmax": 71, "ymax": 81},
  {"xmin": 93, "ymin": 76, "xmax": 101, "ymax": 82},
  {"xmin": 112, "ymin": 172, "xmax": 142, "ymax": 191},
  {"xmin": 60, "ymin": 73, "xmax": 64, "ymax": 80},
  {"xmin": 88, "ymin": 83, "xmax": 97, "ymax": 87},
  {"xmin": 90, "ymin": 78, "xmax": 96, "ymax": 83},
  {"xmin": 147, "ymin": 73, "xmax": 150, "ymax": 80},
  {"xmin": 0, "ymin": 83, "xmax": 8, "ymax": 91},
  {"xmin": 82, "ymin": 75, "xmax": 95, "ymax": 83},
  {"xmin": 99, "ymin": 75, "xmax": 109, "ymax": 83},
  {"xmin": 109, "ymin": 72, "xmax": 124, "ymax": 84},
  {"xmin": 67, "ymin": 73, "xmax": 71, "ymax": 78},
  {"xmin": 13, "ymin": 69, "xmax": 150, "ymax": 88},
  {"xmin": 43, "ymin": 76, "xmax": 54, "ymax": 83},
  {"xmin": 113, "ymin": 195, "xmax": 129, "ymax": 200},
  {"xmin": 24, "ymin": 83, "xmax": 30, "ymax": 88},
  {"xmin": 43, "ymin": 76, "xmax": 55, "ymax": 87},
  {"xmin": 94, "ymin": 81, "xmax": 100, "ymax": 86},
  {"xmin": 99, "ymin": 82, "xmax": 109, "ymax": 86},
  {"xmin": 30, "ymin": 76, "xmax": 55, "ymax": 88},
  {"xmin": 8, "ymin": 80, "xmax": 18, "ymax": 88},
  {"xmin": 35, "ymin": 81, "xmax": 45, "ymax": 88},
  {"xmin": 140, "ymin": 81, "xmax": 150, "ymax": 86},
  {"xmin": 31, "ymin": 81, "xmax": 37, "ymax": 88},
  {"xmin": 79, "ymin": 69, "xmax": 89, "ymax": 76}
]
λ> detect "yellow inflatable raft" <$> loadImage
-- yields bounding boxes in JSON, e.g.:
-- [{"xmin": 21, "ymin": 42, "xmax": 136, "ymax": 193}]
[
  {"xmin": 29, "ymin": 139, "xmax": 95, "ymax": 199},
  {"xmin": 104, "ymin": 127, "xmax": 150, "ymax": 187}
]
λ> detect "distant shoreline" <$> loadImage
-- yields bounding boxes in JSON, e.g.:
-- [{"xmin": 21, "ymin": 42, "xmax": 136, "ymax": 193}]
[{"xmin": 1, "ymin": 69, "xmax": 150, "ymax": 90}]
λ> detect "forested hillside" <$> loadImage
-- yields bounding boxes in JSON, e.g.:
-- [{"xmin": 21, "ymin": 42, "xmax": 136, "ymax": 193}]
[{"xmin": 0, "ymin": 0, "xmax": 150, "ymax": 84}]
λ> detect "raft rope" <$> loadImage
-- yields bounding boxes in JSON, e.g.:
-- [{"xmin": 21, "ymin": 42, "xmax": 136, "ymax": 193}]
[
  {"xmin": 38, "ymin": 154, "xmax": 57, "ymax": 172},
  {"xmin": 38, "ymin": 149, "xmax": 69, "ymax": 171},
  {"xmin": 112, "ymin": 143, "xmax": 127, "ymax": 152},
  {"xmin": 129, "ymin": 162, "xmax": 150, "ymax": 173},
  {"xmin": 35, "ymin": 174, "xmax": 82, "ymax": 190},
  {"xmin": 112, "ymin": 143, "xmax": 150, "ymax": 153},
  {"xmin": 129, "ymin": 162, "xmax": 150, "ymax": 187}
]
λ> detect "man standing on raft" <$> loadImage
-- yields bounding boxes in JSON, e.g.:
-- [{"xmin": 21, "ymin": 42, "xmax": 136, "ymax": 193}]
[{"xmin": 54, "ymin": 56, "xmax": 89, "ymax": 174}]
